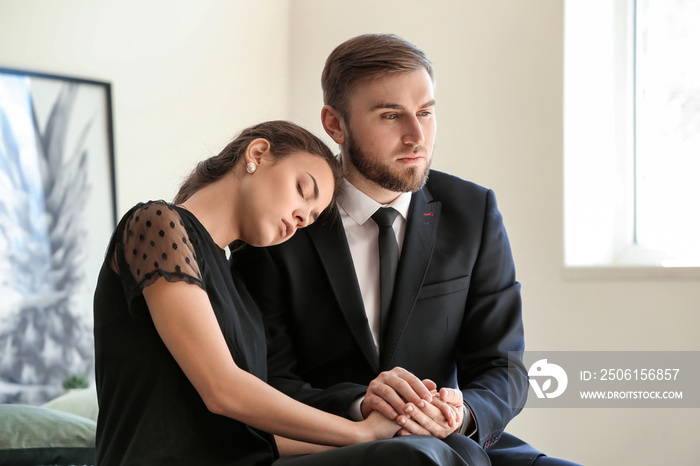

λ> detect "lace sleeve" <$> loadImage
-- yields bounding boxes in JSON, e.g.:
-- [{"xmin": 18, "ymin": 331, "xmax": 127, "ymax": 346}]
[{"xmin": 120, "ymin": 202, "xmax": 203, "ymax": 290}]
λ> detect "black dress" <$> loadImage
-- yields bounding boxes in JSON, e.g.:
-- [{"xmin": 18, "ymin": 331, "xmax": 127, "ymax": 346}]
[{"xmin": 93, "ymin": 200, "xmax": 277, "ymax": 465}]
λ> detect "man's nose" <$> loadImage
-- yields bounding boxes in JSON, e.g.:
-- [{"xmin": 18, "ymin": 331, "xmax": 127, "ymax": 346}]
[{"xmin": 401, "ymin": 115, "xmax": 425, "ymax": 146}]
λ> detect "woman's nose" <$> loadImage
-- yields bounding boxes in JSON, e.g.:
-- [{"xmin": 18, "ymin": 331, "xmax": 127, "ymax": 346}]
[{"xmin": 295, "ymin": 210, "xmax": 309, "ymax": 228}]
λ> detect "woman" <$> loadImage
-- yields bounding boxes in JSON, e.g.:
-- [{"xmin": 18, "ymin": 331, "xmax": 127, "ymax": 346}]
[{"xmin": 94, "ymin": 121, "xmax": 398, "ymax": 464}]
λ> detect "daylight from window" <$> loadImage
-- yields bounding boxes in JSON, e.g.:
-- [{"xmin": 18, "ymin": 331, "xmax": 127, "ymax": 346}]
[
  {"xmin": 635, "ymin": 0, "xmax": 700, "ymax": 265},
  {"xmin": 564, "ymin": 0, "xmax": 700, "ymax": 270}
]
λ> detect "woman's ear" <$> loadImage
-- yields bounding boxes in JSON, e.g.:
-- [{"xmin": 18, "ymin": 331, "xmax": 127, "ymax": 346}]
[
  {"xmin": 244, "ymin": 138, "xmax": 271, "ymax": 166},
  {"xmin": 321, "ymin": 105, "xmax": 346, "ymax": 144}
]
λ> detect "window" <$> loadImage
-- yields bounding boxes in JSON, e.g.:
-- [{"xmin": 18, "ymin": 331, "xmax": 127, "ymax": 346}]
[
  {"xmin": 564, "ymin": 0, "xmax": 700, "ymax": 273},
  {"xmin": 634, "ymin": 0, "xmax": 700, "ymax": 264}
]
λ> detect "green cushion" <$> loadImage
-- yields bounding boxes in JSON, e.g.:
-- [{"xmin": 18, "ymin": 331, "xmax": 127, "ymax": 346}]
[
  {"xmin": 42, "ymin": 387, "xmax": 99, "ymax": 422},
  {"xmin": 0, "ymin": 404, "xmax": 96, "ymax": 465}
]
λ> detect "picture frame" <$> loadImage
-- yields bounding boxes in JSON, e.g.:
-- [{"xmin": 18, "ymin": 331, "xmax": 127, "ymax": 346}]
[{"xmin": 0, "ymin": 67, "xmax": 116, "ymax": 404}]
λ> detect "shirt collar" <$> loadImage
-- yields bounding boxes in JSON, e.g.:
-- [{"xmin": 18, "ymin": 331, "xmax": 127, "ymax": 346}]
[{"xmin": 337, "ymin": 179, "xmax": 412, "ymax": 226}]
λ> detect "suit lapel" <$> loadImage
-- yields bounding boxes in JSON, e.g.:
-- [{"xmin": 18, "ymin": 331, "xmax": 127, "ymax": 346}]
[
  {"xmin": 381, "ymin": 188, "xmax": 441, "ymax": 368},
  {"xmin": 307, "ymin": 217, "xmax": 380, "ymax": 372}
]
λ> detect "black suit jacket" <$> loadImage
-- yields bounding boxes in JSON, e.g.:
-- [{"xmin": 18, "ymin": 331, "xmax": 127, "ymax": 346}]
[{"xmin": 231, "ymin": 170, "xmax": 529, "ymax": 450}]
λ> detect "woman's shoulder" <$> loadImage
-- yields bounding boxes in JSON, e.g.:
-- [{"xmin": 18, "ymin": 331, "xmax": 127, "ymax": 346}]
[
  {"xmin": 122, "ymin": 200, "xmax": 180, "ymax": 220},
  {"xmin": 119, "ymin": 200, "xmax": 203, "ymax": 289},
  {"xmin": 118, "ymin": 200, "xmax": 187, "ymax": 235},
  {"xmin": 122, "ymin": 200, "xmax": 191, "ymax": 243}
]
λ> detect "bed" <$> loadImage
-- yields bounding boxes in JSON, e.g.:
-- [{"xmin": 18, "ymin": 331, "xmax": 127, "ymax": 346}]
[{"xmin": 0, "ymin": 387, "xmax": 97, "ymax": 465}]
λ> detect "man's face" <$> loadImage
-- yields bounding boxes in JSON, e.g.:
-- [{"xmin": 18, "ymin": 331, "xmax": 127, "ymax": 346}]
[{"xmin": 342, "ymin": 69, "xmax": 436, "ymax": 200}]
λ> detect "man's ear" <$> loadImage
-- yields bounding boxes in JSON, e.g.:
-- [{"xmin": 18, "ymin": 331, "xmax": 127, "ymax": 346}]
[
  {"xmin": 244, "ymin": 138, "xmax": 271, "ymax": 166},
  {"xmin": 321, "ymin": 105, "xmax": 346, "ymax": 144}
]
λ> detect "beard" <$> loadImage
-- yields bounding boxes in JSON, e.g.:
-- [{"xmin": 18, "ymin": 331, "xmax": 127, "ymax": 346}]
[{"xmin": 346, "ymin": 129, "xmax": 431, "ymax": 193}]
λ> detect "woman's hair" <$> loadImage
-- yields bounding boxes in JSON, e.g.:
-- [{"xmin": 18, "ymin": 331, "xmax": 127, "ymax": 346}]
[
  {"xmin": 321, "ymin": 33, "xmax": 434, "ymax": 119},
  {"xmin": 173, "ymin": 120, "xmax": 342, "ymax": 206}
]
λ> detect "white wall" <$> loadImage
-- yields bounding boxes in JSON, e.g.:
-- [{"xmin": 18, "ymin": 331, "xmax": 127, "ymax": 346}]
[
  {"xmin": 0, "ymin": 0, "xmax": 291, "ymax": 216},
  {"xmin": 1, "ymin": 0, "xmax": 698, "ymax": 464}
]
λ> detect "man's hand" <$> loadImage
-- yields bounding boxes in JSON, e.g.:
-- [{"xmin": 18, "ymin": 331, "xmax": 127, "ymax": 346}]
[
  {"xmin": 361, "ymin": 367, "xmax": 435, "ymax": 420},
  {"xmin": 396, "ymin": 387, "xmax": 466, "ymax": 439}
]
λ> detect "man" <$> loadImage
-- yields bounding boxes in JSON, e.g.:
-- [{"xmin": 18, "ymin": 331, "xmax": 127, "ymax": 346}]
[{"xmin": 232, "ymin": 34, "xmax": 579, "ymax": 465}]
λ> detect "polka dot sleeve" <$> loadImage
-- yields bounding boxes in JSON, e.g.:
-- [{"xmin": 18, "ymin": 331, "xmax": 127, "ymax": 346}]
[{"xmin": 120, "ymin": 202, "xmax": 203, "ymax": 291}]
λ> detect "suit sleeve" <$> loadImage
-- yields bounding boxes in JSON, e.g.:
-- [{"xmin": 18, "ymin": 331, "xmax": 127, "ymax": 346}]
[
  {"xmin": 230, "ymin": 243, "xmax": 367, "ymax": 417},
  {"xmin": 457, "ymin": 189, "xmax": 528, "ymax": 449}
]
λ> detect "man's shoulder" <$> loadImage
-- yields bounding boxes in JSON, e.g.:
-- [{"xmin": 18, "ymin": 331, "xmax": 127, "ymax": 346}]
[{"xmin": 424, "ymin": 170, "xmax": 490, "ymax": 199}]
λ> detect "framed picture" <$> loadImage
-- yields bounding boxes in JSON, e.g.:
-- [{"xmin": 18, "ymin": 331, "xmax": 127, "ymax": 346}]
[{"xmin": 0, "ymin": 68, "xmax": 116, "ymax": 404}]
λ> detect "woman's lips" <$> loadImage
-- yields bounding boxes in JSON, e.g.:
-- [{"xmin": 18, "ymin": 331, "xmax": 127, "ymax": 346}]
[{"xmin": 281, "ymin": 219, "xmax": 294, "ymax": 238}]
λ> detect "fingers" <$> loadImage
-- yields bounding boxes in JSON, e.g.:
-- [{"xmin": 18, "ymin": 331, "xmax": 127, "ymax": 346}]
[
  {"xmin": 396, "ymin": 392, "xmax": 464, "ymax": 439},
  {"xmin": 362, "ymin": 391, "xmax": 402, "ymax": 420},
  {"xmin": 437, "ymin": 388, "xmax": 464, "ymax": 426},
  {"xmin": 438, "ymin": 387, "xmax": 463, "ymax": 407},
  {"xmin": 397, "ymin": 417, "xmax": 432, "ymax": 436},
  {"xmin": 362, "ymin": 368, "xmax": 433, "ymax": 419},
  {"xmin": 422, "ymin": 378, "xmax": 437, "ymax": 392},
  {"xmin": 397, "ymin": 403, "xmax": 449, "ymax": 439},
  {"xmin": 387, "ymin": 368, "xmax": 433, "ymax": 404},
  {"xmin": 430, "ymin": 396, "xmax": 458, "ymax": 428}
]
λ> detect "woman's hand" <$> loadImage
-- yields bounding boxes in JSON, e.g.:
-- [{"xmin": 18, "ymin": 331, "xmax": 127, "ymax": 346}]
[
  {"xmin": 395, "ymin": 388, "xmax": 464, "ymax": 439},
  {"xmin": 359, "ymin": 410, "xmax": 402, "ymax": 442}
]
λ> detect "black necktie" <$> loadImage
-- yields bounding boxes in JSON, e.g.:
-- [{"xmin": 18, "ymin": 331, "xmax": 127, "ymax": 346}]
[{"xmin": 371, "ymin": 207, "xmax": 400, "ymax": 347}]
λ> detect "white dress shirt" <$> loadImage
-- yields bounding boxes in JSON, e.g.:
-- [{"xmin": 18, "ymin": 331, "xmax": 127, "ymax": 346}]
[{"xmin": 337, "ymin": 179, "xmax": 412, "ymax": 354}]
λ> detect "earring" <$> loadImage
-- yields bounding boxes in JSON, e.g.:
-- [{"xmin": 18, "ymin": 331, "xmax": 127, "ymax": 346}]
[{"xmin": 246, "ymin": 162, "xmax": 257, "ymax": 174}]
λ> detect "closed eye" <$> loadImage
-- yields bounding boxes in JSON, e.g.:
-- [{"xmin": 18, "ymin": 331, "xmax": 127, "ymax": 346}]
[
  {"xmin": 297, "ymin": 182, "xmax": 305, "ymax": 199},
  {"xmin": 305, "ymin": 172, "xmax": 319, "ymax": 200}
]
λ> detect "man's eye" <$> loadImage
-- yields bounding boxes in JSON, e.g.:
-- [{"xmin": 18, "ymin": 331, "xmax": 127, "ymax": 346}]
[
  {"xmin": 418, "ymin": 111, "xmax": 432, "ymax": 117},
  {"xmin": 383, "ymin": 114, "xmax": 398, "ymax": 120}
]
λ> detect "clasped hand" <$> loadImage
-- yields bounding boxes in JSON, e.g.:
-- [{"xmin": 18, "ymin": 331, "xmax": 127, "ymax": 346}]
[{"xmin": 361, "ymin": 367, "xmax": 465, "ymax": 439}]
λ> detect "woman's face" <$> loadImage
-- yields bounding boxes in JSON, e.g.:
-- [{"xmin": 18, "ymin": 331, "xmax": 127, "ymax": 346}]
[{"xmin": 237, "ymin": 151, "xmax": 335, "ymax": 247}]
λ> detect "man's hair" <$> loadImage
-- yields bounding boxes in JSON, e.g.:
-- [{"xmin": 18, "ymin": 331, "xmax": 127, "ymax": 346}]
[
  {"xmin": 174, "ymin": 120, "xmax": 342, "ymax": 205},
  {"xmin": 321, "ymin": 33, "xmax": 434, "ymax": 119}
]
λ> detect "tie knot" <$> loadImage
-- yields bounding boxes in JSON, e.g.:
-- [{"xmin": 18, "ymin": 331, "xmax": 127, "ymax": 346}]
[{"xmin": 371, "ymin": 207, "xmax": 399, "ymax": 228}]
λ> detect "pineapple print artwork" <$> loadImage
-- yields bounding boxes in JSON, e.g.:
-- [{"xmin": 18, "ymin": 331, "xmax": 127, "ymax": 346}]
[{"xmin": 0, "ymin": 71, "xmax": 115, "ymax": 404}]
